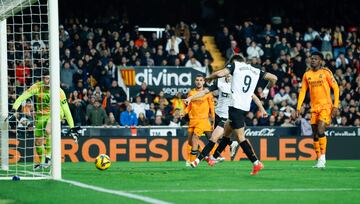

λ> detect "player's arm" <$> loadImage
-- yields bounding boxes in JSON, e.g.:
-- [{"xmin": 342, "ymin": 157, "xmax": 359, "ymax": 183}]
[
  {"xmin": 207, "ymin": 93, "xmax": 215, "ymax": 123},
  {"xmin": 205, "ymin": 63, "xmax": 233, "ymax": 82},
  {"xmin": 262, "ymin": 72, "xmax": 278, "ymax": 99},
  {"xmin": 182, "ymin": 92, "xmax": 192, "ymax": 117},
  {"xmin": 326, "ymin": 70, "xmax": 340, "ymax": 117},
  {"xmin": 252, "ymin": 94, "xmax": 268, "ymax": 118},
  {"xmin": 263, "ymin": 72, "xmax": 278, "ymax": 86},
  {"xmin": 184, "ymin": 89, "xmax": 209, "ymax": 105},
  {"xmin": 60, "ymin": 89, "xmax": 75, "ymax": 129},
  {"xmin": 12, "ymin": 83, "xmax": 40, "ymax": 111},
  {"xmin": 296, "ymin": 73, "xmax": 308, "ymax": 117},
  {"xmin": 185, "ymin": 80, "xmax": 218, "ymax": 105}
]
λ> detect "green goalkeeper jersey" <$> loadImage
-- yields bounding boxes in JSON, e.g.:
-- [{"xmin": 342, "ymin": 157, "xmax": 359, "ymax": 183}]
[{"xmin": 12, "ymin": 81, "xmax": 74, "ymax": 128}]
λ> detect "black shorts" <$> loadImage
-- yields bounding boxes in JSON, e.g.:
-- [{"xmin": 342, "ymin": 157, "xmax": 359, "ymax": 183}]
[
  {"xmin": 228, "ymin": 106, "xmax": 246, "ymax": 129},
  {"xmin": 215, "ymin": 114, "xmax": 227, "ymax": 128}
]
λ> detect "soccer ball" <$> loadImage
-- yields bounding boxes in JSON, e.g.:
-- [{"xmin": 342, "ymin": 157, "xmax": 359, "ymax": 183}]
[{"xmin": 95, "ymin": 154, "xmax": 111, "ymax": 171}]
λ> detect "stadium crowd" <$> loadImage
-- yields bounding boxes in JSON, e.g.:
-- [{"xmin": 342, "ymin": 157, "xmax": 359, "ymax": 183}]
[{"xmin": 7, "ymin": 18, "xmax": 360, "ymax": 128}]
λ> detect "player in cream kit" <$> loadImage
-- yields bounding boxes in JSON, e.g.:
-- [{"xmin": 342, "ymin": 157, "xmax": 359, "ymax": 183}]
[{"xmin": 192, "ymin": 54, "xmax": 277, "ymax": 175}]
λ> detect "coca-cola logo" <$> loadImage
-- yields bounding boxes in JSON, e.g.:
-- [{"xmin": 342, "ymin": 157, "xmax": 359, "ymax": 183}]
[{"xmin": 245, "ymin": 128, "xmax": 276, "ymax": 137}]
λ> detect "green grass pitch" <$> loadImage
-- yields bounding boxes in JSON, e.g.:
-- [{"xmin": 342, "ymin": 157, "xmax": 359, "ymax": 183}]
[{"xmin": 1, "ymin": 160, "xmax": 360, "ymax": 204}]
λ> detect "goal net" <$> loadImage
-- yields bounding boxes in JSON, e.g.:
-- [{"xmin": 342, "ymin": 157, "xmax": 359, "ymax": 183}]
[{"xmin": 0, "ymin": 0, "xmax": 61, "ymax": 180}]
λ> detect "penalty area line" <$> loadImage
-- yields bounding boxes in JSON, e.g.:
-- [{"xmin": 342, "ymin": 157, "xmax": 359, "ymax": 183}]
[
  {"xmin": 60, "ymin": 179, "xmax": 172, "ymax": 204},
  {"xmin": 127, "ymin": 188, "xmax": 360, "ymax": 193}
]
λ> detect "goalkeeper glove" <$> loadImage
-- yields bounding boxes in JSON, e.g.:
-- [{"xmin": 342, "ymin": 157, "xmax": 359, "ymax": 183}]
[{"xmin": 67, "ymin": 127, "xmax": 82, "ymax": 144}]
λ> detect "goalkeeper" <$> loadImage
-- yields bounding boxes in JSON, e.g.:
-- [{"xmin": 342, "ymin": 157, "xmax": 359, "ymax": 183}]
[{"xmin": 10, "ymin": 70, "xmax": 79, "ymax": 170}]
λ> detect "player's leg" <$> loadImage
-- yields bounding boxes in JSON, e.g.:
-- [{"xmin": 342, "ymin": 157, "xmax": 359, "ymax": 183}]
[
  {"xmin": 233, "ymin": 127, "xmax": 264, "ymax": 175},
  {"xmin": 190, "ymin": 129, "xmax": 200, "ymax": 162},
  {"xmin": 230, "ymin": 133, "xmax": 239, "ymax": 161},
  {"xmin": 44, "ymin": 118, "xmax": 52, "ymax": 167},
  {"xmin": 212, "ymin": 121, "xmax": 233, "ymax": 159},
  {"xmin": 316, "ymin": 109, "xmax": 331, "ymax": 168},
  {"xmin": 317, "ymin": 120, "xmax": 327, "ymax": 165},
  {"xmin": 186, "ymin": 128, "xmax": 194, "ymax": 166},
  {"xmin": 192, "ymin": 125, "xmax": 224, "ymax": 167},
  {"xmin": 311, "ymin": 124, "xmax": 320, "ymax": 159},
  {"xmin": 34, "ymin": 115, "xmax": 47, "ymax": 169},
  {"xmin": 211, "ymin": 107, "xmax": 241, "ymax": 160}
]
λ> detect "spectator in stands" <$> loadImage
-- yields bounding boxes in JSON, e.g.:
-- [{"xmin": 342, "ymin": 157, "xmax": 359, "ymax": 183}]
[
  {"xmin": 273, "ymin": 88, "xmax": 292, "ymax": 105},
  {"xmin": 354, "ymin": 118, "xmax": 360, "ymax": 127},
  {"xmin": 87, "ymin": 100, "xmax": 109, "ymax": 126},
  {"xmin": 137, "ymin": 112, "xmax": 150, "ymax": 126},
  {"xmin": 268, "ymin": 115, "xmax": 276, "ymax": 126},
  {"xmin": 216, "ymin": 26, "xmax": 230, "ymax": 54},
  {"xmin": 335, "ymin": 53, "xmax": 349, "ymax": 69},
  {"xmin": 15, "ymin": 60, "xmax": 31, "ymax": 86},
  {"xmin": 138, "ymin": 82, "xmax": 155, "ymax": 102},
  {"xmin": 69, "ymin": 97, "xmax": 87, "ymax": 126},
  {"xmin": 261, "ymin": 24, "xmax": 276, "ymax": 37},
  {"xmin": 175, "ymin": 22, "xmax": 190, "ymax": 53},
  {"xmin": 247, "ymin": 41, "xmax": 264, "ymax": 59},
  {"xmin": 153, "ymin": 115, "xmax": 165, "ymax": 126},
  {"xmin": 171, "ymin": 92, "xmax": 185, "ymax": 114},
  {"xmin": 106, "ymin": 112, "xmax": 120, "ymax": 126},
  {"xmin": 120, "ymin": 104, "xmax": 138, "ymax": 126},
  {"xmin": 197, "ymin": 45, "xmax": 213, "ymax": 65},
  {"xmin": 185, "ymin": 56, "xmax": 202, "ymax": 69},
  {"xmin": 262, "ymin": 35, "xmax": 274, "ymax": 60},
  {"xmin": 190, "ymin": 33, "xmax": 204, "ymax": 48},
  {"xmin": 141, "ymin": 51, "xmax": 155, "ymax": 66},
  {"xmin": 109, "ymin": 80, "xmax": 127, "ymax": 103},
  {"xmin": 132, "ymin": 96, "xmax": 146, "ymax": 118},
  {"xmin": 166, "ymin": 35, "xmax": 182, "ymax": 55},
  {"xmin": 102, "ymin": 91, "xmax": 118, "ymax": 115},
  {"xmin": 154, "ymin": 91, "xmax": 169, "ymax": 106},
  {"xmin": 103, "ymin": 60, "xmax": 117, "ymax": 88},
  {"xmin": 226, "ymin": 40, "xmax": 240, "ymax": 60},
  {"xmin": 332, "ymin": 26, "xmax": 346, "ymax": 58},
  {"xmin": 154, "ymin": 49, "xmax": 167, "ymax": 66},
  {"xmin": 31, "ymin": 34, "xmax": 46, "ymax": 54},
  {"xmin": 320, "ymin": 28, "xmax": 333, "ymax": 58},
  {"xmin": 304, "ymin": 27, "xmax": 319, "ymax": 42},
  {"xmin": 60, "ymin": 61, "xmax": 78, "ymax": 91},
  {"xmin": 274, "ymin": 37, "xmax": 290, "ymax": 60},
  {"xmin": 168, "ymin": 108, "xmax": 185, "ymax": 126}
]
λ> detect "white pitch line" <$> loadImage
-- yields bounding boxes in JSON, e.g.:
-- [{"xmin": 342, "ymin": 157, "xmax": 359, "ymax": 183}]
[
  {"xmin": 128, "ymin": 188, "xmax": 360, "ymax": 193},
  {"xmin": 60, "ymin": 179, "xmax": 172, "ymax": 204}
]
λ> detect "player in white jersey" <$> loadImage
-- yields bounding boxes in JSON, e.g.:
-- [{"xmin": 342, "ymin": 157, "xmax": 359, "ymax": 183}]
[
  {"xmin": 186, "ymin": 74, "xmax": 268, "ymax": 167},
  {"xmin": 202, "ymin": 55, "xmax": 277, "ymax": 175}
]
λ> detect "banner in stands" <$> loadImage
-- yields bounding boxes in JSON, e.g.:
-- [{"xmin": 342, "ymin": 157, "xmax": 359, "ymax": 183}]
[
  {"xmin": 118, "ymin": 66, "xmax": 204, "ymax": 97},
  {"xmin": 8, "ymin": 127, "xmax": 360, "ymax": 163}
]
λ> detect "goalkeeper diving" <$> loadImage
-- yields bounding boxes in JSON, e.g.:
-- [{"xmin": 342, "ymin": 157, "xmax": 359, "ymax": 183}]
[{"xmin": 9, "ymin": 70, "xmax": 80, "ymax": 170}]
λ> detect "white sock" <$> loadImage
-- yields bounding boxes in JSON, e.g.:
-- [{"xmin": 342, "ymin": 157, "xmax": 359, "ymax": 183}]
[{"xmin": 253, "ymin": 160, "xmax": 260, "ymax": 166}]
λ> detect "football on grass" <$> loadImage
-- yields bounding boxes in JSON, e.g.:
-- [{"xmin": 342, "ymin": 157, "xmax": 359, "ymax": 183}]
[{"xmin": 95, "ymin": 154, "xmax": 111, "ymax": 170}]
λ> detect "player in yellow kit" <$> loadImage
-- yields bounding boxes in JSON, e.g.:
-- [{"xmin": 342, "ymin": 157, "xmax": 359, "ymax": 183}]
[
  {"xmin": 8, "ymin": 70, "xmax": 80, "ymax": 170},
  {"xmin": 296, "ymin": 52, "xmax": 339, "ymax": 168}
]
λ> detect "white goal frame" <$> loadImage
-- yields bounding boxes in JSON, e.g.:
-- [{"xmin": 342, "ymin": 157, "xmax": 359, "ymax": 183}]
[{"xmin": 0, "ymin": 0, "xmax": 61, "ymax": 180}]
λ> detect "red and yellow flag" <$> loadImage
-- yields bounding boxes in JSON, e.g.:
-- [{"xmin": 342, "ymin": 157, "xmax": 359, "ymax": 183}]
[{"xmin": 120, "ymin": 68, "xmax": 136, "ymax": 86}]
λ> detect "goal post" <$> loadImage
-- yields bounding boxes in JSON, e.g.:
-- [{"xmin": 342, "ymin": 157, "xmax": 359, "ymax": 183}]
[
  {"xmin": 0, "ymin": 0, "xmax": 61, "ymax": 180},
  {"xmin": 48, "ymin": 0, "xmax": 61, "ymax": 180},
  {"xmin": 1, "ymin": 19, "xmax": 9, "ymax": 172}
]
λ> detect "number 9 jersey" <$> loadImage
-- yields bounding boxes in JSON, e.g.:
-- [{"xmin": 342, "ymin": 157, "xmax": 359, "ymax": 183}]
[{"xmin": 226, "ymin": 61, "xmax": 266, "ymax": 111}]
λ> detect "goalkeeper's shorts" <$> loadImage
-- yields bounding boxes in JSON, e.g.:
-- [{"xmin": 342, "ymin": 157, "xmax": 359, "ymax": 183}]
[{"xmin": 35, "ymin": 114, "xmax": 50, "ymax": 137}]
